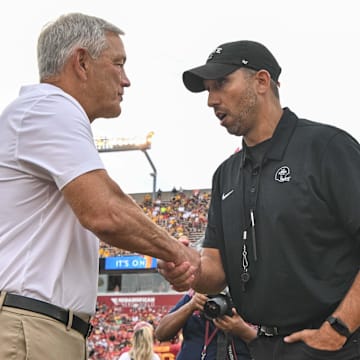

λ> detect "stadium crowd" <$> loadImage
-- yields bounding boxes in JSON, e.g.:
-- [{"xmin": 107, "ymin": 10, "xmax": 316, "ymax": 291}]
[
  {"xmin": 98, "ymin": 189, "xmax": 210, "ymax": 258},
  {"xmin": 89, "ymin": 189, "xmax": 211, "ymax": 359},
  {"xmin": 88, "ymin": 301, "xmax": 180, "ymax": 360}
]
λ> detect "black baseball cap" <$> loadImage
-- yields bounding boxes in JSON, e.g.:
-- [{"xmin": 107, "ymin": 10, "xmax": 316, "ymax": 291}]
[{"xmin": 183, "ymin": 40, "xmax": 281, "ymax": 92}]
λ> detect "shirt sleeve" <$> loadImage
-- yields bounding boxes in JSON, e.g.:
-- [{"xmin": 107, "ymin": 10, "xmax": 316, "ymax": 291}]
[
  {"xmin": 170, "ymin": 294, "xmax": 191, "ymax": 313},
  {"xmin": 203, "ymin": 165, "xmax": 224, "ymax": 249},
  {"xmin": 320, "ymin": 130, "xmax": 360, "ymax": 241},
  {"xmin": 16, "ymin": 92, "xmax": 104, "ymax": 190}
]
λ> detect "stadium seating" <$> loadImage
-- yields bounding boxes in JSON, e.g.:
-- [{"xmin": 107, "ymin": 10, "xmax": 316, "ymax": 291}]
[{"xmin": 89, "ymin": 188, "xmax": 211, "ymax": 359}]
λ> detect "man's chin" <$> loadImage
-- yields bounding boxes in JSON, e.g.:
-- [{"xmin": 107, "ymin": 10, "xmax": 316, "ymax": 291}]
[
  {"xmin": 102, "ymin": 107, "xmax": 122, "ymax": 119},
  {"xmin": 225, "ymin": 125, "xmax": 242, "ymax": 137}
]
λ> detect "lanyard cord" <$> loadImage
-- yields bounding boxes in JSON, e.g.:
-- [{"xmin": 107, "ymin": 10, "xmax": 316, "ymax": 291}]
[
  {"xmin": 226, "ymin": 338, "xmax": 239, "ymax": 360},
  {"xmin": 241, "ymin": 138, "xmax": 272, "ymax": 261},
  {"xmin": 201, "ymin": 320, "xmax": 218, "ymax": 359},
  {"xmin": 240, "ymin": 161, "xmax": 251, "ymax": 292},
  {"xmin": 201, "ymin": 322, "xmax": 240, "ymax": 360},
  {"xmin": 241, "ymin": 151, "xmax": 263, "ymax": 261},
  {"xmin": 240, "ymin": 150, "xmax": 264, "ymax": 291}
]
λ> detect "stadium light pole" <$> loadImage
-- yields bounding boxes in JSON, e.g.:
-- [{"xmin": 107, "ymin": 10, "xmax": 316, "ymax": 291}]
[{"xmin": 95, "ymin": 132, "xmax": 157, "ymax": 201}]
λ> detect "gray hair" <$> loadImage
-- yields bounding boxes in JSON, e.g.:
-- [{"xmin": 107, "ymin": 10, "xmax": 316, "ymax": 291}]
[{"xmin": 37, "ymin": 13, "xmax": 124, "ymax": 81}]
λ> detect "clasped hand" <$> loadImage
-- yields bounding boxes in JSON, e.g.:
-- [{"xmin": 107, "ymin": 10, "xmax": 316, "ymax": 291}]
[{"xmin": 157, "ymin": 243, "xmax": 201, "ymax": 292}]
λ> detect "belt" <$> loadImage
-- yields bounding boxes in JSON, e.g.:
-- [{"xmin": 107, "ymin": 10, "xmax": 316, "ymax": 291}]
[
  {"xmin": 257, "ymin": 319, "xmax": 324, "ymax": 337},
  {"xmin": 1, "ymin": 292, "xmax": 93, "ymax": 338}
]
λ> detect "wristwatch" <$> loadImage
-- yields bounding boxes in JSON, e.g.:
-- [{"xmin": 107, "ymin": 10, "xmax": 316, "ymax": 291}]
[{"xmin": 326, "ymin": 315, "xmax": 351, "ymax": 338}]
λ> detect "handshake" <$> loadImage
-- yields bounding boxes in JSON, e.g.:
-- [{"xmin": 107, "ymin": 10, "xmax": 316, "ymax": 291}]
[
  {"xmin": 157, "ymin": 235, "xmax": 201, "ymax": 292},
  {"xmin": 157, "ymin": 235, "xmax": 227, "ymax": 295}
]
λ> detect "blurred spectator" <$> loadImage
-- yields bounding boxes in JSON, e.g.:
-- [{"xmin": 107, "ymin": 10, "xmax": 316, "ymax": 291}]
[
  {"xmin": 87, "ymin": 299, "xmax": 175, "ymax": 359},
  {"xmin": 118, "ymin": 321, "xmax": 160, "ymax": 360},
  {"xmin": 155, "ymin": 290, "xmax": 255, "ymax": 359}
]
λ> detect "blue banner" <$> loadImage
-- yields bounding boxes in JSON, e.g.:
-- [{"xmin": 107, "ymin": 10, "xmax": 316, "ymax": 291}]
[{"xmin": 104, "ymin": 255, "xmax": 157, "ymax": 271}]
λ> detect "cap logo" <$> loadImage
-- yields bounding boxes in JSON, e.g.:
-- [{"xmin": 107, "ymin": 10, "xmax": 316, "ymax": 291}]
[
  {"xmin": 241, "ymin": 59, "xmax": 249, "ymax": 65},
  {"xmin": 208, "ymin": 47, "xmax": 223, "ymax": 60}
]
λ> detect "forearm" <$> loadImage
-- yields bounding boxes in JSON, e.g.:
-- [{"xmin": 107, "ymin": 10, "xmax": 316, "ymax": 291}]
[
  {"xmin": 192, "ymin": 248, "xmax": 226, "ymax": 294},
  {"xmin": 332, "ymin": 270, "xmax": 360, "ymax": 333},
  {"xmin": 155, "ymin": 303, "xmax": 194, "ymax": 341},
  {"xmin": 284, "ymin": 270, "xmax": 360, "ymax": 350},
  {"xmin": 231, "ymin": 322, "xmax": 257, "ymax": 344},
  {"xmin": 98, "ymin": 191, "xmax": 187, "ymax": 263},
  {"xmin": 64, "ymin": 170, "xmax": 191, "ymax": 264}
]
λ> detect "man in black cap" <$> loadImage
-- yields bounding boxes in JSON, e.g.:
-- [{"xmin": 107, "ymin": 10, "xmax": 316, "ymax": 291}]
[{"xmin": 158, "ymin": 40, "xmax": 360, "ymax": 359}]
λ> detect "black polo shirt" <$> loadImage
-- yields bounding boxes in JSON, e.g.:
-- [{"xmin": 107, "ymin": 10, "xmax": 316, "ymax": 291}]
[{"xmin": 203, "ymin": 107, "xmax": 360, "ymax": 328}]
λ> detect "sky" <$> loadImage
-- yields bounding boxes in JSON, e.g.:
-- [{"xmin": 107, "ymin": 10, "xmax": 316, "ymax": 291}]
[{"xmin": 1, "ymin": 0, "xmax": 359, "ymax": 195}]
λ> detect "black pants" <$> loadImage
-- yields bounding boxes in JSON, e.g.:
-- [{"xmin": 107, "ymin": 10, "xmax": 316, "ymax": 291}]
[{"xmin": 248, "ymin": 329, "xmax": 360, "ymax": 360}]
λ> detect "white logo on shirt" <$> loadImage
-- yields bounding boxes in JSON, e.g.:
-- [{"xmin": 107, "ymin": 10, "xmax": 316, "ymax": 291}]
[
  {"xmin": 275, "ymin": 166, "xmax": 291, "ymax": 183},
  {"xmin": 222, "ymin": 189, "xmax": 234, "ymax": 200}
]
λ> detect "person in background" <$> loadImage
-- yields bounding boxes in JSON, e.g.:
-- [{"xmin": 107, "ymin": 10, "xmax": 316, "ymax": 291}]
[
  {"xmin": 155, "ymin": 289, "xmax": 255, "ymax": 359},
  {"xmin": 119, "ymin": 321, "xmax": 160, "ymax": 360},
  {"xmin": 0, "ymin": 12, "xmax": 199, "ymax": 360},
  {"xmin": 158, "ymin": 40, "xmax": 360, "ymax": 359}
]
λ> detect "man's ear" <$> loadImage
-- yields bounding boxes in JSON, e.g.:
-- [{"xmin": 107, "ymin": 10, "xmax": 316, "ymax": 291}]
[
  {"xmin": 73, "ymin": 48, "xmax": 90, "ymax": 80},
  {"xmin": 255, "ymin": 69, "xmax": 271, "ymax": 94}
]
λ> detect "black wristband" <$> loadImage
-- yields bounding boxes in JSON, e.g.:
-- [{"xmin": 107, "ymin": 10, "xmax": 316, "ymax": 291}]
[{"xmin": 326, "ymin": 315, "xmax": 351, "ymax": 338}]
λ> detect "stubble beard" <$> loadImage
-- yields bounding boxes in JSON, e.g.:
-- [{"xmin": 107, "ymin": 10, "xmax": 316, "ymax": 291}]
[{"xmin": 226, "ymin": 86, "xmax": 258, "ymax": 137}]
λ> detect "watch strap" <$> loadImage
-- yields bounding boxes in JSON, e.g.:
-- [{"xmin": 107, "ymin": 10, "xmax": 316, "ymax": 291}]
[{"xmin": 326, "ymin": 315, "xmax": 351, "ymax": 338}]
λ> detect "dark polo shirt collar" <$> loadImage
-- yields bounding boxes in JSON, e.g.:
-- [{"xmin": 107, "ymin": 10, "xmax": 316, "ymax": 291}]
[{"xmin": 240, "ymin": 107, "xmax": 298, "ymax": 168}]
